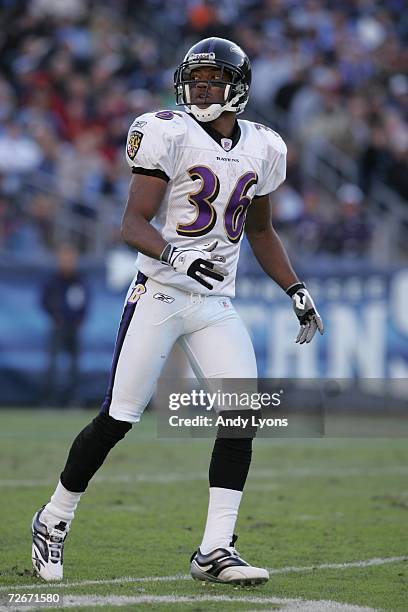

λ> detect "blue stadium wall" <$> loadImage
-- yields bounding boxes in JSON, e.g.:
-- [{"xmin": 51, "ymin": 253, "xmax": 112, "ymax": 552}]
[{"xmin": 1, "ymin": 259, "xmax": 407, "ymax": 405}]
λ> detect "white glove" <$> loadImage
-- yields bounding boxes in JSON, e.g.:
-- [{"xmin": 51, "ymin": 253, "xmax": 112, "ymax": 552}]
[
  {"xmin": 160, "ymin": 240, "xmax": 228, "ymax": 290},
  {"xmin": 286, "ymin": 282, "xmax": 324, "ymax": 344}
]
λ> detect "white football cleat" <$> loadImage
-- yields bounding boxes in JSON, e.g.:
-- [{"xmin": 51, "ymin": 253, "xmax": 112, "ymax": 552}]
[
  {"xmin": 190, "ymin": 534, "xmax": 269, "ymax": 586},
  {"xmin": 32, "ymin": 507, "xmax": 69, "ymax": 581}
]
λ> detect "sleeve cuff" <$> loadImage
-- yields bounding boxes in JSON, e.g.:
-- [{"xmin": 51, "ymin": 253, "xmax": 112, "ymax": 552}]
[{"xmin": 132, "ymin": 167, "xmax": 170, "ymax": 183}]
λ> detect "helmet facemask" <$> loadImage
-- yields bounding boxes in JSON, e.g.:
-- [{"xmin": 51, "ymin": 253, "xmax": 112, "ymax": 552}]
[{"xmin": 175, "ymin": 61, "xmax": 249, "ymax": 122}]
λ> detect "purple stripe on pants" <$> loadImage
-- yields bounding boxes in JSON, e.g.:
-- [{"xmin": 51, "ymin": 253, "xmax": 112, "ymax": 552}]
[{"xmin": 100, "ymin": 271, "xmax": 147, "ymax": 415}]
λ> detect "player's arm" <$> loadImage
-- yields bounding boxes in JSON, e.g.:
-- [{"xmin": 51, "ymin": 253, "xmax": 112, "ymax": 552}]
[
  {"xmin": 245, "ymin": 194, "xmax": 298, "ymax": 290},
  {"xmin": 121, "ymin": 173, "xmax": 168, "ymax": 259},
  {"xmin": 245, "ymin": 194, "xmax": 324, "ymax": 343},
  {"xmin": 121, "ymin": 173, "xmax": 227, "ymax": 290}
]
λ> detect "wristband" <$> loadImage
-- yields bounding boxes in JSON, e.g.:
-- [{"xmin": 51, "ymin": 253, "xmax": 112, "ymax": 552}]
[
  {"xmin": 160, "ymin": 243, "xmax": 174, "ymax": 264},
  {"xmin": 285, "ymin": 282, "xmax": 305, "ymax": 297}
]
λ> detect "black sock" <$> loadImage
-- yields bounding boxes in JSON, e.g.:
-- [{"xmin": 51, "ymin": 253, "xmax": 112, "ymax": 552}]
[
  {"xmin": 60, "ymin": 413, "xmax": 132, "ymax": 492},
  {"xmin": 209, "ymin": 437, "xmax": 253, "ymax": 491}
]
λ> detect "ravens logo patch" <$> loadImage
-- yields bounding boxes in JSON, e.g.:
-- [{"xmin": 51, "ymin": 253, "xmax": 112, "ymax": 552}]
[{"xmin": 127, "ymin": 130, "xmax": 144, "ymax": 159}]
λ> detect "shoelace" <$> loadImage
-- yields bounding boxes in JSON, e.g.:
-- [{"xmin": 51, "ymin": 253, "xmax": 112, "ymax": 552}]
[
  {"xmin": 226, "ymin": 547, "xmax": 240, "ymax": 558},
  {"xmin": 48, "ymin": 529, "xmax": 66, "ymax": 560},
  {"xmin": 228, "ymin": 534, "xmax": 239, "ymax": 556}
]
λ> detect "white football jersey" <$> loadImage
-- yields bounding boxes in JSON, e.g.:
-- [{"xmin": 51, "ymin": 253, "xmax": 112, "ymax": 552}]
[{"xmin": 125, "ymin": 110, "xmax": 286, "ymax": 297}]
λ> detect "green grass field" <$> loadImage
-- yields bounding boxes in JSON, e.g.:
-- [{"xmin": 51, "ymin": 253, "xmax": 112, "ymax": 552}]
[{"xmin": 0, "ymin": 409, "xmax": 407, "ymax": 611}]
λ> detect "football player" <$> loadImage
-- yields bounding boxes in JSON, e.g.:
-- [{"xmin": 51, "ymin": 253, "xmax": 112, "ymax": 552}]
[{"xmin": 31, "ymin": 37, "xmax": 323, "ymax": 585}]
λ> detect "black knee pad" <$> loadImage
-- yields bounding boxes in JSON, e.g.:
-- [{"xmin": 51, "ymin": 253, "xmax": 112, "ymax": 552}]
[
  {"xmin": 60, "ymin": 413, "xmax": 132, "ymax": 492},
  {"xmin": 92, "ymin": 412, "xmax": 133, "ymax": 445},
  {"xmin": 209, "ymin": 437, "xmax": 253, "ymax": 491}
]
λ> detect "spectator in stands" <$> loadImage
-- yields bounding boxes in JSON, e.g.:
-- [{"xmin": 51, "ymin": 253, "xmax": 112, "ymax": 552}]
[
  {"xmin": 295, "ymin": 189, "xmax": 327, "ymax": 255},
  {"xmin": 41, "ymin": 244, "xmax": 88, "ymax": 406},
  {"xmin": 0, "ymin": 0, "xmax": 405, "ymax": 261},
  {"xmin": 320, "ymin": 184, "xmax": 372, "ymax": 257},
  {"xmin": 385, "ymin": 135, "xmax": 408, "ymax": 201},
  {"xmin": 0, "ymin": 123, "xmax": 42, "ymax": 174}
]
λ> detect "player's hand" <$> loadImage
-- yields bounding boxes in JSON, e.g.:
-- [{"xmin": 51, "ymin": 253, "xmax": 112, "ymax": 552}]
[
  {"xmin": 160, "ymin": 240, "xmax": 228, "ymax": 290},
  {"xmin": 286, "ymin": 282, "xmax": 324, "ymax": 344}
]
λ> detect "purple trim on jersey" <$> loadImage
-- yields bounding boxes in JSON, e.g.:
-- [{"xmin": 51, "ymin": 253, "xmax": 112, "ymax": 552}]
[
  {"xmin": 155, "ymin": 110, "xmax": 175, "ymax": 120},
  {"xmin": 100, "ymin": 272, "xmax": 148, "ymax": 415}
]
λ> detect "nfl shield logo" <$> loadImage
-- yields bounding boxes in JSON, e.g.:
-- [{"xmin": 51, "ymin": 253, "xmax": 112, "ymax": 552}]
[{"xmin": 221, "ymin": 138, "xmax": 232, "ymax": 151}]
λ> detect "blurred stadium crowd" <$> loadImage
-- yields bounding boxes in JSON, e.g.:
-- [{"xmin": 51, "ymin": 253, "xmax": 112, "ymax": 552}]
[{"xmin": 0, "ymin": 0, "xmax": 407, "ymax": 263}]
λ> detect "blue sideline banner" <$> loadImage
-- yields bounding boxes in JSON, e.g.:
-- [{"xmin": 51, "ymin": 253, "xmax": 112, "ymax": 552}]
[{"xmin": 0, "ymin": 260, "xmax": 407, "ymax": 404}]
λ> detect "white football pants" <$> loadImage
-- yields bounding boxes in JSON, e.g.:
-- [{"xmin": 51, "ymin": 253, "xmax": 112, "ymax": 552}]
[{"xmin": 102, "ymin": 272, "xmax": 257, "ymax": 423}]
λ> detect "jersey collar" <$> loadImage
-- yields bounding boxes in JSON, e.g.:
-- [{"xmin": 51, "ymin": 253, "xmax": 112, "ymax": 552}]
[{"xmin": 189, "ymin": 114, "xmax": 241, "ymax": 151}]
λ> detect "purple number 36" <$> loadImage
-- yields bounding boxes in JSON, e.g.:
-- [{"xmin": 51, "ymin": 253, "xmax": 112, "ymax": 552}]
[{"xmin": 176, "ymin": 165, "xmax": 258, "ymax": 244}]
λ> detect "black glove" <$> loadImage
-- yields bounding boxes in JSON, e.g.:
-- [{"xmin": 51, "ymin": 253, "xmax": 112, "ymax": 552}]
[{"xmin": 160, "ymin": 240, "xmax": 228, "ymax": 290}]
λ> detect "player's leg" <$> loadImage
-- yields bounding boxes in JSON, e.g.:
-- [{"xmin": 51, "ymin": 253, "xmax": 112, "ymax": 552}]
[
  {"xmin": 180, "ymin": 311, "xmax": 256, "ymax": 553},
  {"xmin": 180, "ymin": 305, "xmax": 268, "ymax": 585},
  {"xmin": 32, "ymin": 274, "xmax": 183, "ymax": 581}
]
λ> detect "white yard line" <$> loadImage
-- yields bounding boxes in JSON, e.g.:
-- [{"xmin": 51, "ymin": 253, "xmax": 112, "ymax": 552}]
[
  {"xmin": 1, "ymin": 464, "xmax": 408, "ymax": 488},
  {"xmin": 0, "ymin": 594, "xmax": 376, "ymax": 612},
  {"xmin": 0, "ymin": 575, "xmax": 188, "ymax": 592},
  {"xmin": 268, "ymin": 555, "xmax": 408, "ymax": 574},
  {"xmin": 1, "ymin": 555, "xmax": 406, "ymax": 593}
]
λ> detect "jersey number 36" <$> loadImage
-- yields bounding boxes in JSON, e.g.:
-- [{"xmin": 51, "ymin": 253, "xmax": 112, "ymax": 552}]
[{"xmin": 176, "ymin": 166, "xmax": 258, "ymax": 244}]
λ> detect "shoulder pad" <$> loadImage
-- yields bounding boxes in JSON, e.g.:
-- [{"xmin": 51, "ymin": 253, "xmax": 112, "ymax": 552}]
[
  {"xmin": 129, "ymin": 110, "xmax": 188, "ymax": 137},
  {"xmin": 251, "ymin": 121, "xmax": 287, "ymax": 155}
]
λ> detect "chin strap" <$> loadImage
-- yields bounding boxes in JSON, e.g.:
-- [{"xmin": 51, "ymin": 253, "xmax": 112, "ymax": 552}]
[
  {"xmin": 186, "ymin": 103, "xmax": 224, "ymax": 122},
  {"xmin": 185, "ymin": 84, "xmax": 247, "ymax": 122}
]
